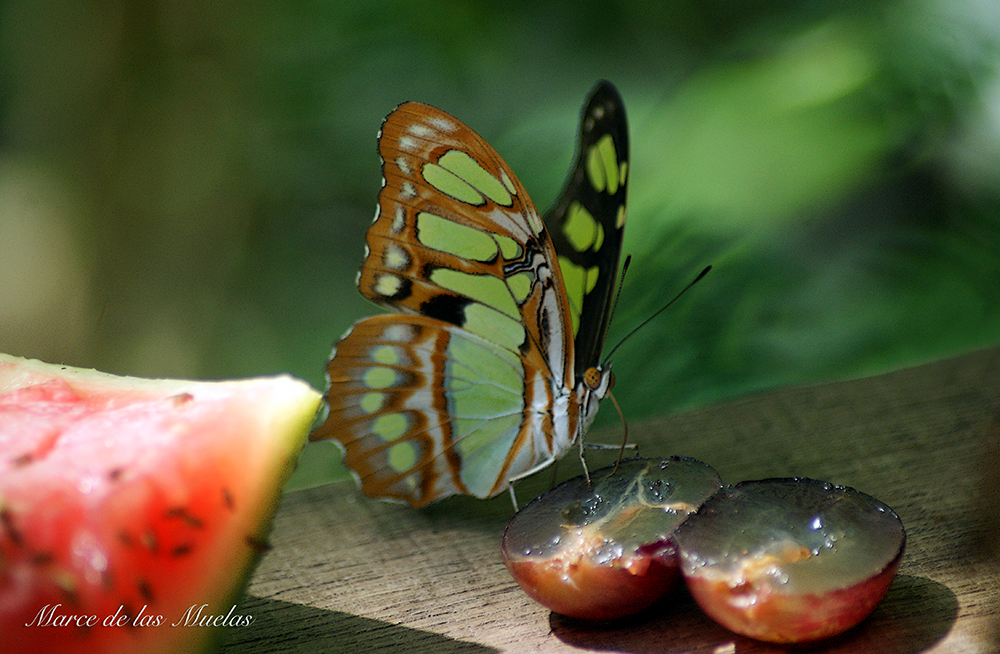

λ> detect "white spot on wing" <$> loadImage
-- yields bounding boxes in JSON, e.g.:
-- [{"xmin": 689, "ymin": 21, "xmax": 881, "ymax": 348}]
[
  {"xmin": 427, "ymin": 116, "xmax": 456, "ymax": 132},
  {"xmin": 392, "ymin": 206, "xmax": 406, "ymax": 234},
  {"xmin": 396, "ymin": 156, "xmax": 412, "ymax": 176},
  {"xmin": 401, "ymin": 181, "xmax": 416, "ymax": 199},
  {"xmin": 383, "ymin": 323, "xmax": 414, "ymax": 342},
  {"xmin": 399, "ymin": 135, "xmax": 419, "ymax": 152},
  {"xmin": 408, "ymin": 124, "xmax": 434, "ymax": 140},
  {"xmin": 374, "ymin": 274, "xmax": 402, "ymax": 297},
  {"xmin": 384, "ymin": 243, "xmax": 408, "ymax": 270}
]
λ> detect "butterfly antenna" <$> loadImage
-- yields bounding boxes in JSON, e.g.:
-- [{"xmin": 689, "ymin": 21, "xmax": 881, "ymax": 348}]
[
  {"xmin": 605, "ymin": 254, "xmax": 632, "ymax": 337},
  {"xmin": 603, "ymin": 265, "xmax": 711, "ymax": 364}
]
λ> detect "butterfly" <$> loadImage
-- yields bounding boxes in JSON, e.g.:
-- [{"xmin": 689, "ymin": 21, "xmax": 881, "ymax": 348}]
[{"xmin": 311, "ymin": 80, "xmax": 629, "ymax": 507}]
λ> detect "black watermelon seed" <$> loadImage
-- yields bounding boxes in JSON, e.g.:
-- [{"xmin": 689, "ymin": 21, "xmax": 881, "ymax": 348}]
[
  {"xmin": 137, "ymin": 579, "xmax": 155, "ymax": 603},
  {"xmin": 171, "ymin": 543, "xmax": 193, "ymax": 558}
]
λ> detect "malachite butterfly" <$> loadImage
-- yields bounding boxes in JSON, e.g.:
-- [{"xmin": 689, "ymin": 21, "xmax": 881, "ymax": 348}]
[{"xmin": 311, "ymin": 80, "xmax": 629, "ymax": 507}]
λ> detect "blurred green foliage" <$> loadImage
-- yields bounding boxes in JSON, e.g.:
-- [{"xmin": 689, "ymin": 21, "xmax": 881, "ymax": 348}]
[{"xmin": 2, "ymin": 0, "xmax": 998, "ymax": 489}]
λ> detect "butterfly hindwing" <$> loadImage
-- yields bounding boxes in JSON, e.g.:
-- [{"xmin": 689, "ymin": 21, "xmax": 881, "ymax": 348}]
[
  {"xmin": 544, "ymin": 81, "xmax": 629, "ymax": 379},
  {"xmin": 315, "ymin": 314, "xmax": 555, "ymax": 504}
]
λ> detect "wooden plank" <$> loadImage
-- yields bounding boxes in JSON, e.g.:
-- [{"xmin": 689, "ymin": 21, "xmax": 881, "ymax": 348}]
[{"xmin": 223, "ymin": 346, "xmax": 1000, "ymax": 653}]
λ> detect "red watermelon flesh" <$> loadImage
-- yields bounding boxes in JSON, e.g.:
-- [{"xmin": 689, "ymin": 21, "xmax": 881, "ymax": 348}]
[{"xmin": 0, "ymin": 354, "xmax": 321, "ymax": 654}]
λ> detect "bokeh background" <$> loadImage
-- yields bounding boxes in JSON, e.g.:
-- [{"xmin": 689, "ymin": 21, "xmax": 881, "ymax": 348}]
[{"xmin": 3, "ymin": 0, "xmax": 999, "ymax": 488}]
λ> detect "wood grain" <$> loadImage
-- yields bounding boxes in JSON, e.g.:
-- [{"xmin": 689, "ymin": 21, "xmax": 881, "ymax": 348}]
[{"xmin": 223, "ymin": 346, "xmax": 1000, "ymax": 653}]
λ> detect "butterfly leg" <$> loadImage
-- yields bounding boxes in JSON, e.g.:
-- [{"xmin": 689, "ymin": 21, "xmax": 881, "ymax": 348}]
[
  {"xmin": 572, "ymin": 434, "xmax": 637, "ymax": 484},
  {"xmin": 508, "ymin": 484, "xmax": 521, "ymax": 513},
  {"xmin": 507, "ymin": 455, "xmax": 561, "ymax": 512},
  {"xmin": 608, "ymin": 388, "xmax": 631, "ymax": 475},
  {"xmin": 582, "ymin": 441, "xmax": 638, "ymax": 478},
  {"xmin": 577, "ymin": 433, "xmax": 593, "ymax": 490}
]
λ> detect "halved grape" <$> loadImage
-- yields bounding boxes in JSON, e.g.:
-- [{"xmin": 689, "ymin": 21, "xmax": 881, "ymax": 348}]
[
  {"xmin": 674, "ymin": 478, "xmax": 905, "ymax": 643},
  {"xmin": 501, "ymin": 457, "xmax": 722, "ymax": 620}
]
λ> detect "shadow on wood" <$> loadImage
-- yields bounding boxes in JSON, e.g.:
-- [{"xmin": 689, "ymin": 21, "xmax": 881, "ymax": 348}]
[{"xmin": 221, "ymin": 595, "xmax": 498, "ymax": 654}]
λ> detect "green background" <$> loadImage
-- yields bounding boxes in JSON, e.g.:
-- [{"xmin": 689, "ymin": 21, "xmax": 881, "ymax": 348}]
[{"xmin": 2, "ymin": 1, "xmax": 998, "ymax": 489}]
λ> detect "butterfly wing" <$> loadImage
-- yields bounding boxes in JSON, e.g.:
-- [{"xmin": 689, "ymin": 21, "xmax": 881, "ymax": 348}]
[
  {"xmin": 313, "ymin": 314, "xmax": 558, "ymax": 505},
  {"xmin": 361, "ymin": 101, "xmax": 574, "ymax": 384},
  {"xmin": 544, "ymin": 81, "xmax": 629, "ymax": 379},
  {"xmin": 312, "ymin": 101, "xmax": 581, "ymax": 506}
]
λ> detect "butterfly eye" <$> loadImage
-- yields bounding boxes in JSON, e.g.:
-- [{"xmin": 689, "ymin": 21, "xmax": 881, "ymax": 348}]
[{"xmin": 584, "ymin": 366, "xmax": 603, "ymax": 391}]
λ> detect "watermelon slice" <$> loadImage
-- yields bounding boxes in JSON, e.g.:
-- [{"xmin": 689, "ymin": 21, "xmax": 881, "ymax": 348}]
[{"xmin": 0, "ymin": 353, "xmax": 321, "ymax": 654}]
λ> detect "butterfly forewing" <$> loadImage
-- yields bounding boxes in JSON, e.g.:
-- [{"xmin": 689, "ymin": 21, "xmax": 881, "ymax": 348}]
[
  {"xmin": 361, "ymin": 102, "xmax": 573, "ymax": 383},
  {"xmin": 544, "ymin": 81, "xmax": 629, "ymax": 379}
]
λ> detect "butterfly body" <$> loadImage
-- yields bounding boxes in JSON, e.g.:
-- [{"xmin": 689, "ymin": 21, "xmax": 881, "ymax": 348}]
[{"xmin": 313, "ymin": 82, "xmax": 628, "ymax": 507}]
